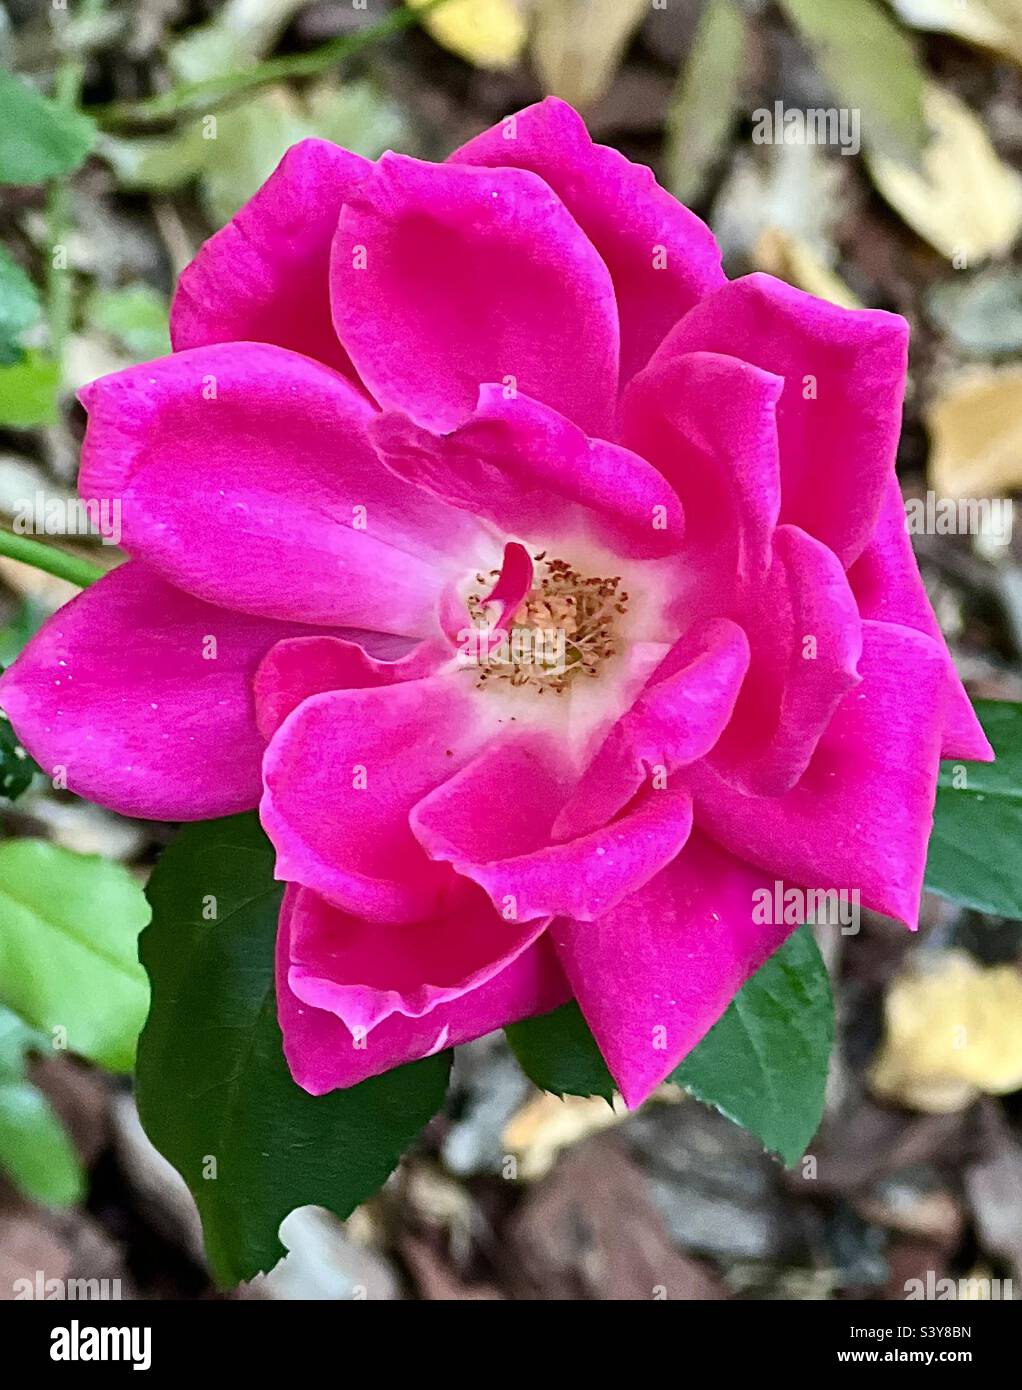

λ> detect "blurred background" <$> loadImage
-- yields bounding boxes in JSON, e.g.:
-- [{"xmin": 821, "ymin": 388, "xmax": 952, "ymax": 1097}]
[{"xmin": 1, "ymin": 0, "xmax": 1022, "ymax": 1300}]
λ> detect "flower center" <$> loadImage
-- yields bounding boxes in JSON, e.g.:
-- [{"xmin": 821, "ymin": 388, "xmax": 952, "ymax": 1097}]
[{"xmin": 467, "ymin": 552, "xmax": 629, "ymax": 694}]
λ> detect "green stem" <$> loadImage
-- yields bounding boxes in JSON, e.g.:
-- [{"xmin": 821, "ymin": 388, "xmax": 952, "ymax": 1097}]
[
  {"xmin": 0, "ymin": 530, "xmax": 105, "ymax": 588},
  {"xmin": 91, "ymin": 0, "xmax": 452, "ymax": 128},
  {"xmin": 45, "ymin": 0, "xmax": 106, "ymax": 369}
]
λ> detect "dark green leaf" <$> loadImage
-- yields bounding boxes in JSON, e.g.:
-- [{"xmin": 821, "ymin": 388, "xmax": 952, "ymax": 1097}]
[
  {"xmin": 926, "ymin": 700, "xmax": 1022, "ymax": 918},
  {"xmin": 0, "ymin": 840, "xmax": 151, "ymax": 1070},
  {"xmin": 670, "ymin": 926, "xmax": 833, "ymax": 1167},
  {"xmin": 0, "ymin": 713, "xmax": 36, "ymax": 801},
  {"xmin": 0, "ymin": 70, "xmax": 96, "ymax": 185},
  {"xmin": 506, "ymin": 1000, "xmax": 616, "ymax": 1101},
  {"xmin": 507, "ymin": 927, "xmax": 833, "ymax": 1165},
  {"xmin": 0, "ymin": 1006, "xmax": 84, "ymax": 1205},
  {"xmin": 137, "ymin": 813, "xmax": 452, "ymax": 1287}
]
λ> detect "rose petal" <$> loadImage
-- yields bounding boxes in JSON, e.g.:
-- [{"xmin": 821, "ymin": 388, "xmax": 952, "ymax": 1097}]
[
  {"xmin": 286, "ymin": 883, "xmax": 549, "ymax": 1033},
  {"xmin": 371, "ymin": 386, "xmax": 685, "ymax": 561},
  {"xmin": 550, "ymin": 833, "xmax": 794, "ymax": 1108},
  {"xmin": 412, "ymin": 737, "xmax": 694, "ymax": 922},
  {"xmin": 451, "ymin": 97, "xmax": 725, "ymax": 385},
  {"xmin": 0, "ymin": 562, "xmax": 317, "ymax": 820},
  {"xmin": 849, "ymin": 476, "xmax": 993, "ymax": 762},
  {"xmin": 171, "ymin": 138, "xmax": 367, "ymax": 376},
  {"xmin": 80, "ymin": 343, "xmax": 487, "ymax": 635},
  {"xmin": 552, "ymin": 618, "xmax": 751, "ymax": 840},
  {"xmin": 277, "ymin": 887, "xmax": 569, "ymax": 1093},
  {"xmin": 260, "ymin": 675, "xmax": 492, "ymax": 923},
  {"xmin": 654, "ymin": 274, "xmax": 908, "ymax": 566},
  {"xmin": 689, "ymin": 620, "xmax": 949, "ymax": 928},
  {"xmin": 331, "ymin": 152, "xmax": 620, "ymax": 437},
  {"xmin": 709, "ymin": 525, "xmax": 863, "ymax": 797},
  {"xmin": 621, "ymin": 350, "xmax": 782, "ymax": 595}
]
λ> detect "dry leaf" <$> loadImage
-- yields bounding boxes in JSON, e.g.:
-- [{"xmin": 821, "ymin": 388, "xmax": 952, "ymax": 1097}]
[
  {"xmin": 530, "ymin": 0, "xmax": 649, "ymax": 110},
  {"xmin": 928, "ymin": 364, "xmax": 1022, "ymax": 498},
  {"xmin": 409, "ymin": 0, "xmax": 527, "ymax": 72},
  {"xmin": 502, "ymin": 1091, "xmax": 628, "ymax": 1179},
  {"xmin": 892, "ymin": 0, "xmax": 1022, "ymax": 69},
  {"xmin": 754, "ymin": 227, "xmax": 862, "ymax": 309},
  {"xmin": 866, "ymin": 83, "xmax": 1022, "ymax": 262},
  {"xmin": 871, "ymin": 953, "xmax": 1022, "ymax": 1113}
]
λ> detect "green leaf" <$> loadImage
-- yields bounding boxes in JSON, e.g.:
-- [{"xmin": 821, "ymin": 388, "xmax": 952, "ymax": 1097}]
[
  {"xmin": 0, "ymin": 70, "xmax": 96, "ymax": 185},
  {"xmin": 664, "ymin": 0, "xmax": 746, "ymax": 206},
  {"xmin": 926, "ymin": 700, "xmax": 1022, "ymax": 918},
  {"xmin": 0, "ymin": 840, "xmax": 150, "ymax": 1071},
  {"xmin": 670, "ymin": 926, "xmax": 833, "ymax": 1167},
  {"xmin": 136, "ymin": 813, "xmax": 452, "ymax": 1287},
  {"xmin": 0, "ymin": 351, "xmax": 60, "ymax": 428},
  {"xmin": 0, "ymin": 713, "xmax": 36, "ymax": 801},
  {"xmin": 779, "ymin": 0, "xmax": 929, "ymax": 164},
  {"xmin": 0, "ymin": 1005, "xmax": 84, "ymax": 1205},
  {"xmin": 86, "ymin": 284, "xmax": 171, "ymax": 361},
  {"xmin": 507, "ymin": 927, "xmax": 833, "ymax": 1165},
  {"xmin": 0, "ymin": 246, "xmax": 41, "ymax": 365},
  {"xmin": 506, "ymin": 1000, "xmax": 616, "ymax": 1101}
]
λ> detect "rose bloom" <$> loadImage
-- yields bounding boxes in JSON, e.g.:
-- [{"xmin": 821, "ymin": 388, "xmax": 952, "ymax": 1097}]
[{"xmin": 0, "ymin": 100, "xmax": 992, "ymax": 1106}]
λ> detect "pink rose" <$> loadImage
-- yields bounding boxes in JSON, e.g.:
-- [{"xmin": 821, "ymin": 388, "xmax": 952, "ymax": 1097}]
[{"xmin": 0, "ymin": 99, "xmax": 992, "ymax": 1107}]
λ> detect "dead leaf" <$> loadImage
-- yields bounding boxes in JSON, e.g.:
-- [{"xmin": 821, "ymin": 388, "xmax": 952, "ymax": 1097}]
[
  {"xmin": 503, "ymin": 1091, "xmax": 628, "ymax": 1179},
  {"xmin": 755, "ymin": 227, "xmax": 862, "ymax": 309},
  {"xmin": 928, "ymin": 364, "xmax": 1022, "ymax": 498},
  {"xmin": 409, "ymin": 0, "xmax": 528, "ymax": 72},
  {"xmin": 892, "ymin": 0, "xmax": 1022, "ymax": 69},
  {"xmin": 871, "ymin": 952, "xmax": 1022, "ymax": 1112},
  {"xmin": 866, "ymin": 83, "xmax": 1022, "ymax": 263},
  {"xmin": 530, "ymin": 0, "xmax": 649, "ymax": 110}
]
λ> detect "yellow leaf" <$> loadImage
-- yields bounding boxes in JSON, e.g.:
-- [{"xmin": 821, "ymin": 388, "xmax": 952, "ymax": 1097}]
[
  {"xmin": 892, "ymin": 0, "xmax": 1022, "ymax": 70},
  {"xmin": 754, "ymin": 227, "xmax": 863, "ymax": 310},
  {"xmin": 530, "ymin": 0, "xmax": 649, "ymax": 109},
  {"xmin": 409, "ymin": 0, "xmax": 527, "ymax": 71},
  {"xmin": 871, "ymin": 953, "xmax": 1022, "ymax": 1113},
  {"xmin": 928, "ymin": 364, "xmax": 1022, "ymax": 499},
  {"xmin": 503, "ymin": 1092, "xmax": 628, "ymax": 1179},
  {"xmin": 866, "ymin": 83, "xmax": 1022, "ymax": 262}
]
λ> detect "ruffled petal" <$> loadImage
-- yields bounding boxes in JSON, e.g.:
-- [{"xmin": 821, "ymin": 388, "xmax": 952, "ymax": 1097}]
[
  {"xmin": 549, "ymin": 833, "xmax": 794, "ymax": 1108},
  {"xmin": 371, "ymin": 386, "xmax": 684, "ymax": 561},
  {"xmin": 621, "ymin": 350, "xmax": 782, "ymax": 608},
  {"xmin": 552, "ymin": 618, "xmax": 750, "ymax": 840},
  {"xmin": 654, "ymin": 274, "xmax": 908, "ymax": 567},
  {"xmin": 0, "ymin": 562, "xmax": 316, "ymax": 820},
  {"xmin": 709, "ymin": 525, "xmax": 863, "ymax": 797},
  {"xmin": 331, "ymin": 152, "xmax": 620, "ymax": 437},
  {"xmin": 451, "ymin": 97, "xmax": 725, "ymax": 384},
  {"xmin": 411, "ymin": 737, "xmax": 694, "ymax": 923},
  {"xmin": 286, "ymin": 883, "xmax": 548, "ymax": 1033},
  {"xmin": 254, "ymin": 633, "xmax": 449, "ymax": 739},
  {"xmin": 80, "ymin": 343, "xmax": 486, "ymax": 635},
  {"xmin": 277, "ymin": 887, "xmax": 569, "ymax": 1094},
  {"xmin": 689, "ymin": 620, "xmax": 949, "ymax": 928},
  {"xmin": 171, "ymin": 138, "xmax": 367, "ymax": 376},
  {"xmin": 260, "ymin": 675, "xmax": 492, "ymax": 923},
  {"xmin": 849, "ymin": 476, "xmax": 993, "ymax": 762}
]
